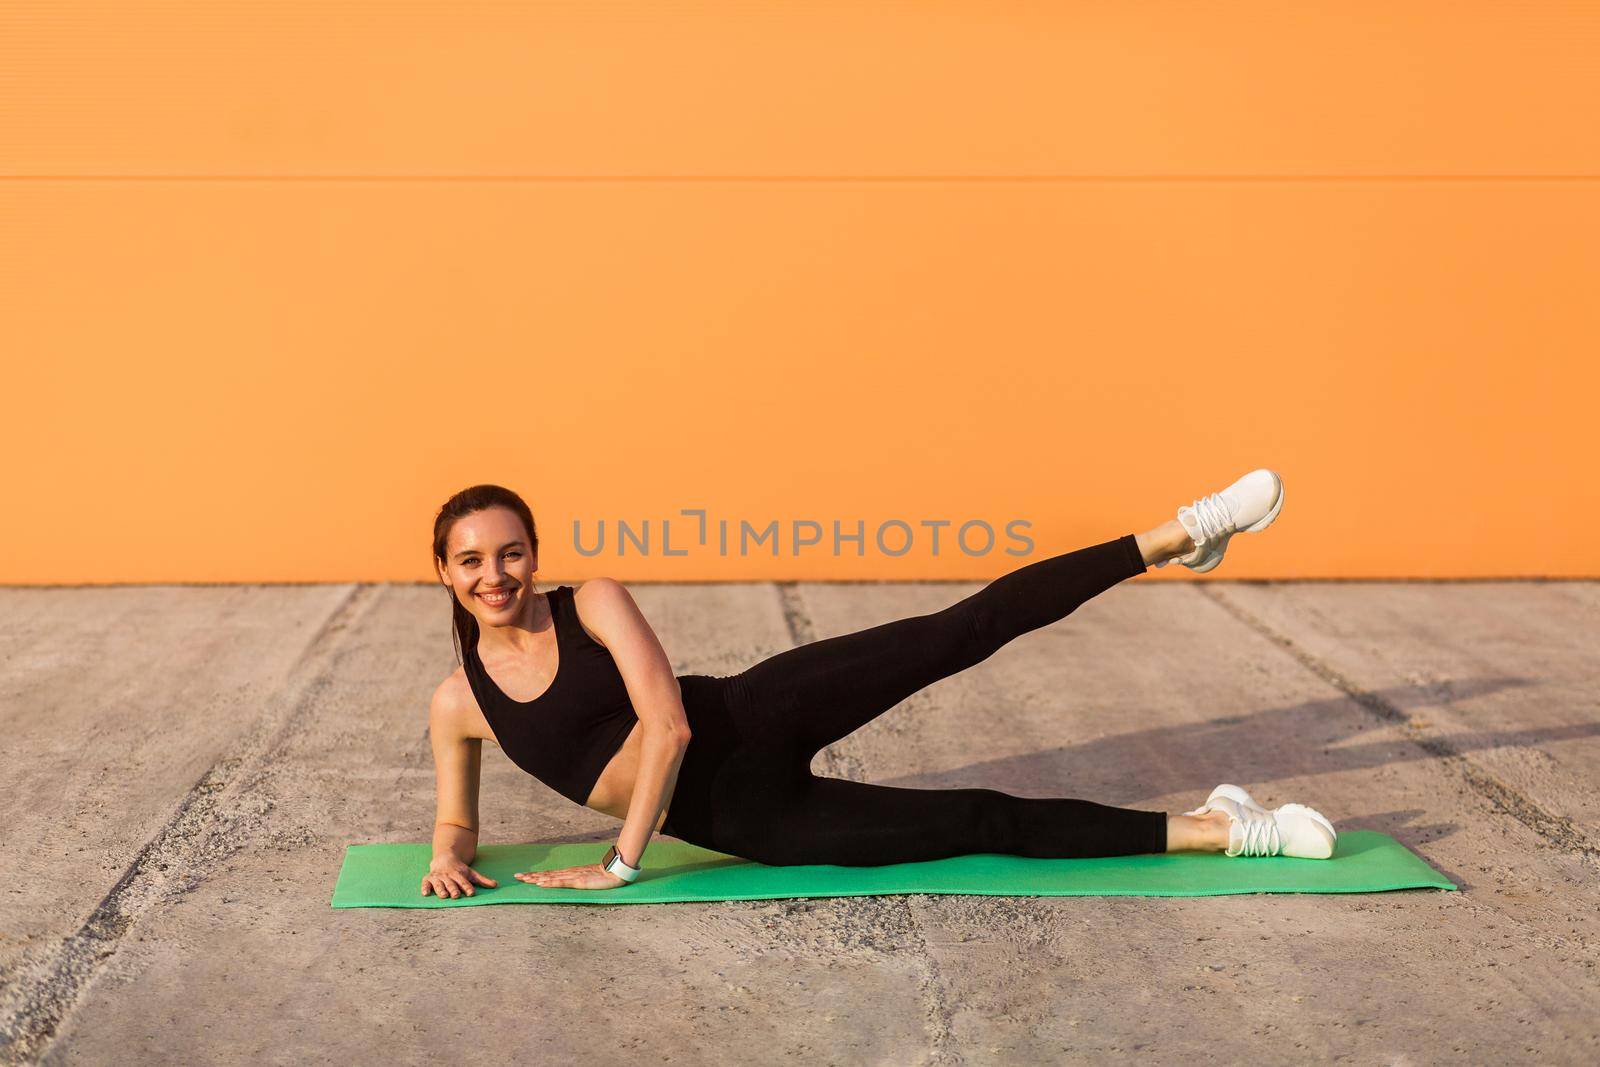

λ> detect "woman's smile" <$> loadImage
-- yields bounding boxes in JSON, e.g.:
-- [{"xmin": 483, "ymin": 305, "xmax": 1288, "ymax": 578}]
[{"xmin": 478, "ymin": 588, "xmax": 515, "ymax": 607}]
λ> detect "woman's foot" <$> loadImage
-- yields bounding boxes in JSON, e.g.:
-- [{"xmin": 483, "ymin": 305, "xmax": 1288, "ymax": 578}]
[
  {"xmin": 1166, "ymin": 809, "xmax": 1232, "ymax": 851},
  {"xmin": 1137, "ymin": 518, "xmax": 1196, "ymax": 567},
  {"xmin": 1151, "ymin": 468, "xmax": 1285, "ymax": 573},
  {"xmin": 1173, "ymin": 783, "xmax": 1338, "ymax": 859}
]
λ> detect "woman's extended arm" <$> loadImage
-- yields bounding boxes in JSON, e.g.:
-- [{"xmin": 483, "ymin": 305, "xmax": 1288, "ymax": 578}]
[
  {"xmin": 422, "ymin": 681, "xmax": 499, "ymax": 898},
  {"xmin": 616, "ymin": 720, "xmax": 689, "ymax": 867},
  {"xmin": 574, "ymin": 578, "xmax": 691, "ymax": 869}
]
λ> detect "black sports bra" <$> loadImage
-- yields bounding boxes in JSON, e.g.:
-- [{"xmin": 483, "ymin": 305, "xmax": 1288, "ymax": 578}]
[{"xmin": 461, "ymin": 584, "xmax": 640, "ymax": 806}]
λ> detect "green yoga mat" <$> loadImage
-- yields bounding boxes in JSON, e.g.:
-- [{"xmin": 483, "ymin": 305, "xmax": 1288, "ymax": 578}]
[{"xmin": 330, "ymin": 830, "xmax": 1455, "ymax": 908}]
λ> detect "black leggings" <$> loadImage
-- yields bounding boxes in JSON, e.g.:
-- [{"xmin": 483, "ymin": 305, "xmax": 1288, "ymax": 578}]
[{"xmin": 662, "ymin": 534, "xmax": 1169, "ymax": 866}]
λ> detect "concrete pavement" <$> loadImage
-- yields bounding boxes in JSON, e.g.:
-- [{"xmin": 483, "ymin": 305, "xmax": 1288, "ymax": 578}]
[{"xmin": 1, "ymin": 577, "xmax": 1596, "ymax": 1064}]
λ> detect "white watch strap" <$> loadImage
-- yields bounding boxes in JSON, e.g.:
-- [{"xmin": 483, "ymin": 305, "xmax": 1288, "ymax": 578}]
[{"xmin": 603, "ymin": 845, "xmax": 641, "ymax": 883}]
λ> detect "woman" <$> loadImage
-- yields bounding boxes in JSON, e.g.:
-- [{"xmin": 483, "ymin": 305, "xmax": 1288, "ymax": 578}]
[{"xmin": 421, "ymin": 470, "xmax": 1335, "ymax": 898}]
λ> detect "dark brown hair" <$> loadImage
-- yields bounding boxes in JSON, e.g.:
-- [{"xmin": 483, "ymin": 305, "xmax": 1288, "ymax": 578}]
[{"xmin": 431, "ymin": 484, "xmax": 540, "ymax": 666}]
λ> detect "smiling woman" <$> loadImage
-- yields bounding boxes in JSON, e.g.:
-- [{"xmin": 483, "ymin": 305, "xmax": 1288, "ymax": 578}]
[
  {"xmin": 423, "ymin": 484, "xmax": 701, "ymax": 896},
  {"xmin": 417, "ymin": 472, "xmax": 1337, "ymax": 901}
]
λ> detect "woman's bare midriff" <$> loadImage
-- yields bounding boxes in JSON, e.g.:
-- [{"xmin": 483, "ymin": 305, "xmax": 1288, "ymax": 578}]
[
  {"xmin": 585, "ymin": 720, "xmax": 671, "ymax": 831},
  {"xmin": 455, "ymin": 673, "xmax": 670, "ymax": 832}
]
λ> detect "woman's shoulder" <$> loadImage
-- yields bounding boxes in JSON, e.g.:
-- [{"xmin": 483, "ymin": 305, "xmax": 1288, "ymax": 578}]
[
  {"xmin": 566, "ymin": 577, "xmax": 637, "ymax": 648},
  {"xmin": 568, "ymin": 576, "xmax": 625, "ymax": 597},
  {"xmin": 432, "ymin": 665, "xmax": 474, "ymax": 712},
  {"xmin": 567, "ymin": 577, "xmax": 632, "ymax": 611}
]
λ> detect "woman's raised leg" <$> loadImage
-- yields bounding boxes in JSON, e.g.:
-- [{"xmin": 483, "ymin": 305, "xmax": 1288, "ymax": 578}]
[{"xmin": 729, "ymin": 533, "xmax": 1149, "ymax": 762}]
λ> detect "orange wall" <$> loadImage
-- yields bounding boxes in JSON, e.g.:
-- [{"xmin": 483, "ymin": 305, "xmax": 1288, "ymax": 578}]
[{"xmin": 2, "ymin": 2, "xmax": 1595, "ymax": 583}]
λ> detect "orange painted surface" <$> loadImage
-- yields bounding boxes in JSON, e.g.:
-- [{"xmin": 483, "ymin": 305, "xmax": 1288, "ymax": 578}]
[
  {"xmin": 1, "ymin": 3, "xmax": 1594, "ymax": 582},
  {"xmin": 4, "ymin": 1, "xmax": 1599, "ymax": 176}
]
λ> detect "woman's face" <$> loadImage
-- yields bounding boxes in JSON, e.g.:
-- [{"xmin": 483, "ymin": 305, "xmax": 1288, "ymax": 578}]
[{"xmin": 438, "ymin": 507, "xmax": 537, "ymax": 624}]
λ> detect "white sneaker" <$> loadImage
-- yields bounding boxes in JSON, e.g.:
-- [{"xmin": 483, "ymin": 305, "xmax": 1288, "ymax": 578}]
[
  {"xmin": 1199, "ymin": 795, "xmax": 1336, "ymax": 859},
  {"xmin": 1154, "ymin": 468, "xmax": 1285, "ymax": 573},
  {"xmin": 1184, "ymin": 783, "xmax": 1339, "ymax": 854}
]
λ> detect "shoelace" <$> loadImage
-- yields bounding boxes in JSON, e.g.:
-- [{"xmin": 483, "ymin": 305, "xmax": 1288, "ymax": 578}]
[
  {"xmin": 1185, "ymin": 492, "xmax": 1235, "ymax": 549},
  {"xmin": 1234, "ymin": 815, "xmax": 1283, "ymax": 857}
]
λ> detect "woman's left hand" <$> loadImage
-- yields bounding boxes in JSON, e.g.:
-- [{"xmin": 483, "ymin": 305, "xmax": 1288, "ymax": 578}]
[{"xmin": 515, "ymin": 863, "xmax": 627, "ymax": 890}]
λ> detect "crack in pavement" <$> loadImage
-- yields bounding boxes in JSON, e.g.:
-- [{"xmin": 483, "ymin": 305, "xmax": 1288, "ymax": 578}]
[
  {"xmin": 0, "ymin": 584, "xmax": 377, "ymax": 1066},
  {"xmin": 772, "ymin": 582, "xmax": 959, "ymax": 1065},
  {"xmin": 1199, "ymin": 583, "xmax": 1599, "ymax": 868}
]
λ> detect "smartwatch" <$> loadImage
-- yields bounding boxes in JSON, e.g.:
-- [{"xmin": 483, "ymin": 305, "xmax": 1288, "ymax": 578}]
[{"xmin": 602, "ymin": 844, "xmax": 641, "ymax": 883}]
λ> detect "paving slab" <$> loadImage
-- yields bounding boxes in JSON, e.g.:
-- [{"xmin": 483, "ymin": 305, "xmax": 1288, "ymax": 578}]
[
  {"xmin": 1, "ymin": 578, "xmax": 1596, "ymax": 1064},
  {"xmin": 1216, "ymin": 582, "xmax": 1600, "ymax": 849},
  {"xmin": 0, "ymin": 585, "xmax": 359, "ymax": 979}
]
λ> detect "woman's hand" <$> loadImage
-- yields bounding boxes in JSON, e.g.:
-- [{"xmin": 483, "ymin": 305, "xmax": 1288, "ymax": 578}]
[
  {"xmin": 515, "ymin": 862, "xmax": 627, "ymax": 890},
  {"xmin": 422, "ymin": 855, "xmax": 498, "ymax": 899}
]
